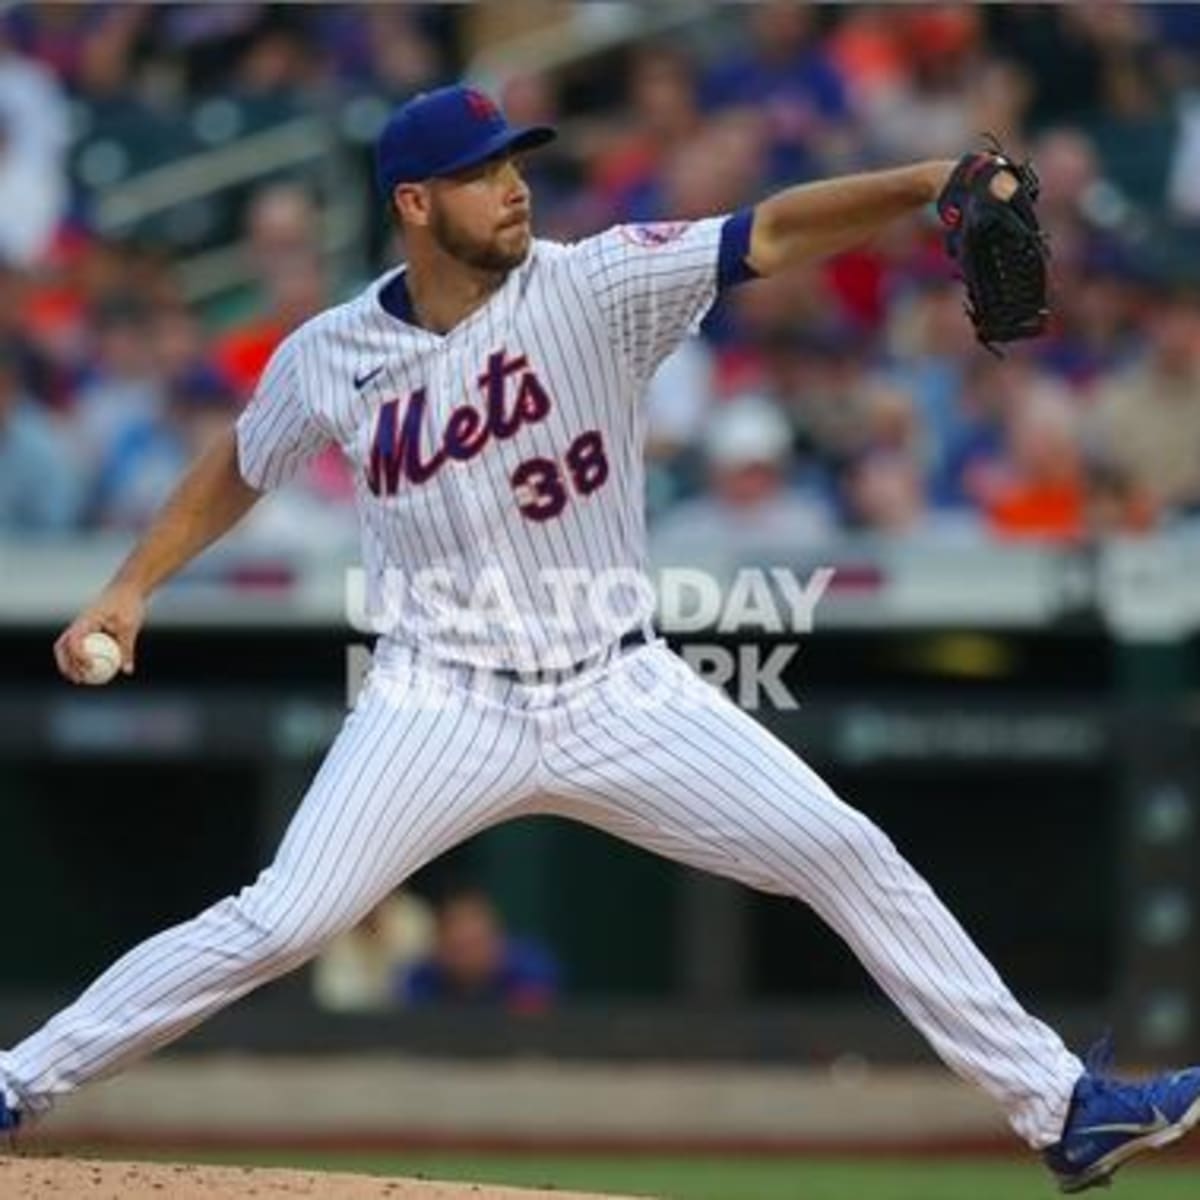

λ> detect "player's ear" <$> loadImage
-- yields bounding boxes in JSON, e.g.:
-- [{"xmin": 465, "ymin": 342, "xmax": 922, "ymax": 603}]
[{"xmin": 393, "ymin": 183, "xmax": 429, "ymax": 229}]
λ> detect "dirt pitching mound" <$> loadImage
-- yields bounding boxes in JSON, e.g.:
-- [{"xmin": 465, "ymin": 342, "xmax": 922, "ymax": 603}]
[{"xmin": 0, "ymin": 1156, "xmax": 641, "ymax": 1199}]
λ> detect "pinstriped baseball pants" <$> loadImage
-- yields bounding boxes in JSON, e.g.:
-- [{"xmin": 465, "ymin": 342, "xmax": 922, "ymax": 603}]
[{"xmin": 0, "ymin": 639, "xmax": 1082, "ymax": 1146}]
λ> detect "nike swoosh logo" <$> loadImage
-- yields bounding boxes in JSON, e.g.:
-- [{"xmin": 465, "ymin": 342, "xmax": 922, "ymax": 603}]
[
  {"xmin": 354, "ymin": 364, "xmax": 385, "ymax": 390},
  {"xmin": 1077, "ymin": 1106, "xmax": 1172, "ymax": 1137}
]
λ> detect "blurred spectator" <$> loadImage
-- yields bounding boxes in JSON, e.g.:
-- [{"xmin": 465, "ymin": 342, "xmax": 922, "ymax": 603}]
[
  {"xmin": 861, "ymin": 7, "xmax": 985, "ymax": 161},
  {"xmin": 150, "ymin": 304, "xmax": 218, "ymax": 382},
  {"xmin": 2, "ymin": 4, "xmax": 144, "ymax": 99},
  {"xmin": 0, "ymin": 37, "xmax": 69, "ymax": 266},
  {"xmin": 234, "ymin": 18, "xmax": 316, "ymax": 110},
  {"xmin": 1084, "ymin": 458, "xmax": 1155, "ymax": 540},
  {"xmin": 156, "ymin": 7, "xmax": 318, "ymax": 114},
  {"xmin": 944, "ymin": 356, "xmax": 1155, "ymax": 544},
  {"xmin": 0, "ymin": 257, "xmax": 61, "ymax": 406},
  {"xmin": 153, "ymin": 4, "xmax": 267, "ymax": 95},
  {"xmin": 645, "ymin": 337, "xmax": 717, "ymax": 459},
  {"xmin": 592, "ymin": 46, "xmax": 702, "ymax": 222},
  {"xmin": 0, "ymin": 339, "xmax": 79, "ymax": 535},
  {"xmin": 243, "ymin": 181, "xmax": 320, "ymax": 281},
  {"xmin": 70, "ymin": 296, "xmax": 163, "ymax": 477},
  {"xmin": 971, "ymin": 58, "xmax": 1034, "ymax": 149},
  {"xmin": 91, "ymin": 365, "xmax": 237, "ymax": 530},
  {"xmin": 462, "ymin": 0, "xmax": 571, "ymax": 65},
  {"xmin": 651, "ymin": 393, "xmax": 832, "ymax": 567},
  {"xmin": 764, "ymin": 325, "xmax": 878, "ymax": 486},
  {"xmin": 26, "ymin": 240, "xmax": 109, "ymax": 387},
  {"xmin": 500, "ymin": 68, "xmax": 561, "ymax": 132},
  {"xmin": 985, "ymin": 7, "xmax": 1105, "ymax": 128},
  {"xmin": 216, "ymin": 253, "xmax": 326, "ymax": 399},
  {"xmin": 643, "ymin": 338, "xmax": 717, "ymax": 519},
  {"xmin": 21, "ymin": 235, "xmax": 181, "ymax": 399},
  {"xmin": 312, "ymin": 891, "xmax": 435, "ymax": 1013},
  {"xmin": 982, "ymin": 389, "xmax": 1087, "ymax": 543},
  {"xmin": 399, "ymin": 889, "xmax": 560, "ymax": 1015},
  {"xmin": 653, "ymin": 108, "xmax": 769, "ymax": 227},
  {"xmin": 1091, "ymin": 89, "xmax": 1176, "ymax": 215},
  {"xmin": 933, "ymin": 355, "xmax": 1017, "ymax": 509},
  {"xmin": 859, "ymin": 376, "xmax": 923, "ymax": 459},
  {"xmin": 360, "ymin": 6, "xmax": 448, "ymax": 98},
  {"xmin": 887, "ymin": 279, "xmax": 977, "ymax": 480},
  {"xmin": 1038, "ymin": 249, "xmax": 1144, "ymax": 386},
  {"xmin": 844, "ymin": 450, "xmax": 976, "ymax": 541},
  {"xmin": 1091, "ymin": 287, "xmax": 1200, "ymax": 516},
  {"xmin": 1167, "ymin": 88, "xmax": 1200, "ymax": 222},
  {"xmin": 841, "ymin": 375, "xmax": 978, "ymax": 540},
  {"xmin": 827, "ymin": 6, "xmax": 910, "ymax": 109},
  {"xmin": 71, "ymin": 5, "xmax": 148, "ymax": 102},
  {"xmin": 1033, "ymin": 128, "xmax": 1102, "ymax": 227},
  {"xmin": 713, "ymin": 259, "xmax": 830, "ymax": 361},
  {"xmin": 701, "ymin": 0, "xmax": 851, "ymax": 182},
  {"xmin": 1022, "ymin": 129, "xmax": 1129, "ymax": 334}
]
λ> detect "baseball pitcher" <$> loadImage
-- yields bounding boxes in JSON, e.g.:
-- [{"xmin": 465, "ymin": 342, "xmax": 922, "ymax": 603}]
[{"xmin": 3, "ymin": 86, "xmax": 1195, "ymax": 1194}]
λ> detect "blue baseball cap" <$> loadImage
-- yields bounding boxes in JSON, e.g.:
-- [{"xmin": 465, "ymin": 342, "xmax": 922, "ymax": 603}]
[{"xmin": 375, "ymin": 84, "xmax": 556, "ymax": 198}]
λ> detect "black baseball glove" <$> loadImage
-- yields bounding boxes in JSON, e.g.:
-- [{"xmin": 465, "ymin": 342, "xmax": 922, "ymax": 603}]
[{"xmin": 936, "ymin": 137, "xmax": 1049, "ymax": 353}]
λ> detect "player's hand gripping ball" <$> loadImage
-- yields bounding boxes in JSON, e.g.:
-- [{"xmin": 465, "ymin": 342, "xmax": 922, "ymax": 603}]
[{"xmin": 80, "ymin": 631, "xmax": 123, "ymax": 686}]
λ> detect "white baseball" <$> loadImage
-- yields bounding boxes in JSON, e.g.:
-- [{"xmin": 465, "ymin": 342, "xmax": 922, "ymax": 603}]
[{"xmin": 80, "ymin": 631, "xmax": 122, "ymax": 686}]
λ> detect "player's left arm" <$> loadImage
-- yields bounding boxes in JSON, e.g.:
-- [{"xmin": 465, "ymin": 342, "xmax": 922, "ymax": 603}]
[
  {"xmin": 570, "ymin": 159, "xmax": 994, "ymax": 379},
  {"xmin": 746, "ymin": 161, "xmax": 958, "ymax": 276}
]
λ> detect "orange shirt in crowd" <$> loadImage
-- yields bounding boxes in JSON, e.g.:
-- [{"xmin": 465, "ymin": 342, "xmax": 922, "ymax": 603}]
[
  {"xmin": 985, "ymin": 482, "xmax": 1085, "ymax": 542},
  {"xmin": 213, "ymin": 320, "xmax": 287, "ymax": 400}
]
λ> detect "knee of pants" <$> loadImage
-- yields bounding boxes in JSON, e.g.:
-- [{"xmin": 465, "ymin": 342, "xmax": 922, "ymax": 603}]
[
  {"xmin": 217, "ymin": 869, "xmax": 349, "ymax": 972},
  {"xmin": 808, "ymin": 805, "xmax": 898, "ymax": 865},
  {"xmin": 734, "ymin": 809, "xmax": 902, "ymax": 903},
  {"xmin": 742, "ymin": 801, "xmax": 899, "ymax": 883}
]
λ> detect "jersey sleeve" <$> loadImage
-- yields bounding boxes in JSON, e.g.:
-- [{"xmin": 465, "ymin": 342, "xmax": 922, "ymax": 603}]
[
  {"xmin": 570, "ymin": 212, "xmax": 756, "ymax": 381},
  {"xmin": 235, "ymin": 331, "xmax": 332, "ymax": 491}
]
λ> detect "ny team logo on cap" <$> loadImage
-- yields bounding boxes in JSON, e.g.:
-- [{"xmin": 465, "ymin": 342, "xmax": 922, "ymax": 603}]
[
  {"xmin": 374, "ymin": 83, "xmax": 556, "ymax": 196},
  {"xmin": 463, "ymin": 89, "xmax": 500, "ymax": 121}
]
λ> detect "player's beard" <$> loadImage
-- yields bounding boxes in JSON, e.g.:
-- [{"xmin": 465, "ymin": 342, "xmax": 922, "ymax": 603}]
[{"xmin": 429, "ymin": 200, "xmax": 529, "ymax": 273}]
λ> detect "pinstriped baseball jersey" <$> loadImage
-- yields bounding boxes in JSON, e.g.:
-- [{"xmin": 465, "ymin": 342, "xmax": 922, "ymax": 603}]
[{"xmin": 237, "ymin": 217, "xmax": 730, "ymax": 671}]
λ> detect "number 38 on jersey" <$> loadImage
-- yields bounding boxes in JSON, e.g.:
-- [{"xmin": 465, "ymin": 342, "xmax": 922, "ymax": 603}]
[{"xmin": 366, "ymin": 348, "xmax": 609, "ymax": 521}]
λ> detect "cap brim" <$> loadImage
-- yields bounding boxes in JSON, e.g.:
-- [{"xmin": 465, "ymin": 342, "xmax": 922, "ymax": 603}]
[{"xmin": 434, "ymin": 124, "xmax": 557, "ymax": 178}]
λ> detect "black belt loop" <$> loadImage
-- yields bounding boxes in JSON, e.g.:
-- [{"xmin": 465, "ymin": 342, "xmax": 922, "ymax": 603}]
[{"xmin": 495, "ymin": 622, "xmax": 654, "ymax": 686}]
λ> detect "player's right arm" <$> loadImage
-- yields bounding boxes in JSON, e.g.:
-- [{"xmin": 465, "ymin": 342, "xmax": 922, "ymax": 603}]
[
  {"xmin": 54, "ymin": 428, "xmax": 262, "ymax": 683},
  {"xmin": 56, "ymin": 331, "xmax": 331, "ymax": 683}
]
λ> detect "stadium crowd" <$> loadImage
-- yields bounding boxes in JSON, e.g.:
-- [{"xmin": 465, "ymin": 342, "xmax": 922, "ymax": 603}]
[{"xmin": 1, "ymin": 2, "xmax": 1199, "ymax": 549}]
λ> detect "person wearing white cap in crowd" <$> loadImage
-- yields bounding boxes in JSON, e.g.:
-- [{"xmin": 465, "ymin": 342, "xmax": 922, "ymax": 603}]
[{"xmin": 648, "ymin": 391, "xmax": 832, "ymax": 575}]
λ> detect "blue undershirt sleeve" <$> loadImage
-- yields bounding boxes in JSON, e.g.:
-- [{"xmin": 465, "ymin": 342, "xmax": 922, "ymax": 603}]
[{"xmin": 717, "ymin": 207, "xmax": 761, "ymax": 289}]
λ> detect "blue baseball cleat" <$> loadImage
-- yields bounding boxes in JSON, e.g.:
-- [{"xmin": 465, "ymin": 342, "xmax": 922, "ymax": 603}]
[
  {"xmin": 1044, "ymin": 1039, "xmax": 1200, "ymax": 1193},
  {"xmin": 0, "ymin": 1095, "xmax": 19, "ymax": 1134}
]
